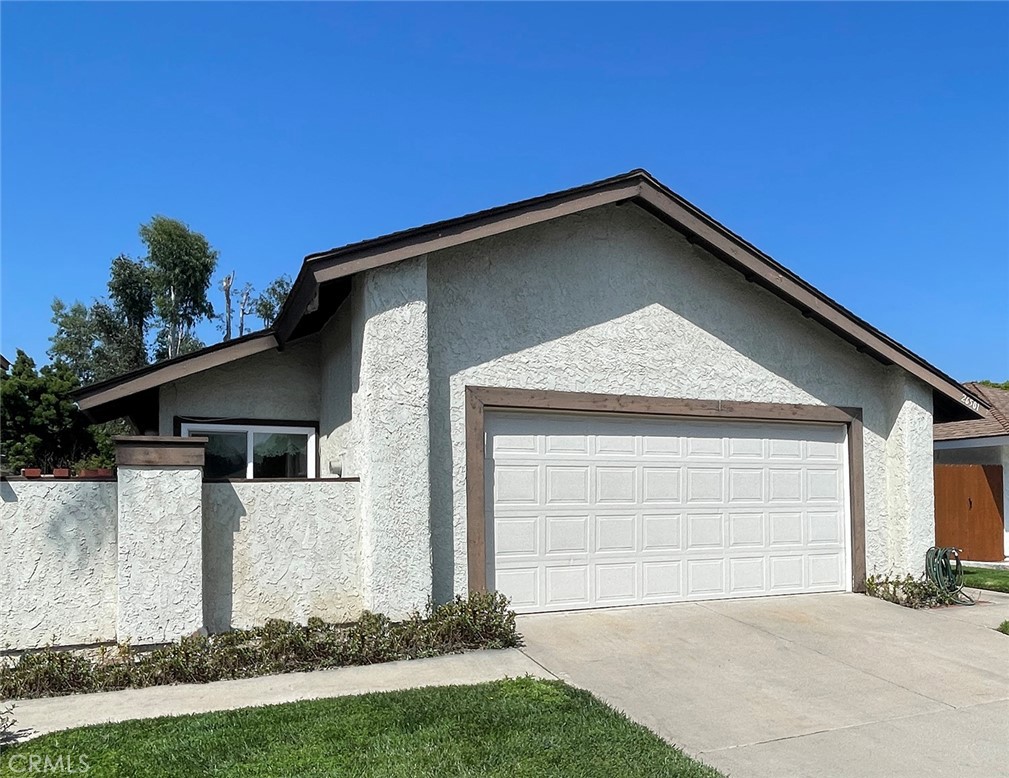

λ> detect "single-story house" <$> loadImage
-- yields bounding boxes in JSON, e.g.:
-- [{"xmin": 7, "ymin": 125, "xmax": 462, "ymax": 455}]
[
  {"xmin": 68, "ymin": 169, "xmax": 986, "ymax": 626},
  {"xmin": 934, "ymin": 382, "xmax": 1009, "ymax": 561}
]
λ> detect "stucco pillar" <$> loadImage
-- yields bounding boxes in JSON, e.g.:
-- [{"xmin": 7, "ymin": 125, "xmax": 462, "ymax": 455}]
[
  {"xmin": 115, "ymin": 436, "xmax": 206, "ymax": 643},
  {"xmin": 353, "ymin": 257, "xmax": 433, "ymax": 618},
  {"xmin": 883, "ymin": 373, "xmax": 935, "ymax": 575}
]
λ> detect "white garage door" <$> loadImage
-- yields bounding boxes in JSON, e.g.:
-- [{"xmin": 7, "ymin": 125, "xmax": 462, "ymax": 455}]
[{"xmin": 487, "ymin": 412, "xmax": 851, "ymax": 613}]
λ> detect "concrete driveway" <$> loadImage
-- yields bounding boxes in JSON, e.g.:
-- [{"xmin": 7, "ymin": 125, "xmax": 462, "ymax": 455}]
[{"xmin": 518, "ymin": 591, "xmax": 1009, "ymax": 778}]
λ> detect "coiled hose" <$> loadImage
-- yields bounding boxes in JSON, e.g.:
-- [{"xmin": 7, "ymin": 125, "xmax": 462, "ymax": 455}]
[{"xmin": 925, "ymin": 546, "xmax": 975, "ymax": 606}]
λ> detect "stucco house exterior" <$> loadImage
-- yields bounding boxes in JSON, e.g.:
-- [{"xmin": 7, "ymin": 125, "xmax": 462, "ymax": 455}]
[
  {"xmin": 934, "ymin": 382, "xmax": 1009, "ymax": 560},
  {"xmin": 10, "ymin": 169, "xmax": 984, "ymax": 646}
]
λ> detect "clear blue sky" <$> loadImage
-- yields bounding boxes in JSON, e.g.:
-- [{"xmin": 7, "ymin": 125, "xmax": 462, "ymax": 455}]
[{"xmin": 2, "ymin": 2, "xmax": 1007, "ymax": 380}]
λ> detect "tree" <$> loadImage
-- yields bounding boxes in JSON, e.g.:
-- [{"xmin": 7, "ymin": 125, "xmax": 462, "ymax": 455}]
[
  {"xmin": 0, "ymin": 351, "xmax": 98, "ymax": 472},
  {"xmin": 49, "ymin": 299, "xmax": 98, "ymax": 384},
  {"xmin": 107, "ymin": 254, "xmax": 153, "ymax": 362},
  {"xmin": 979, "ymin": 379, "xmax": 1009, "ymax": 391},
  {"xmin": 237, "ymin": 282, "xmax": 255, "ymax": 337},
  {"xmin": 255, "ymin": 274, "xmax": 292, "ymax": 328},
  {"xmin": 219, "ymin": 271, "xmax": 235, "ymax": 341},
  {"xmin": 141, "ymin": 216, "xmax": 218, "ymax": 359}
]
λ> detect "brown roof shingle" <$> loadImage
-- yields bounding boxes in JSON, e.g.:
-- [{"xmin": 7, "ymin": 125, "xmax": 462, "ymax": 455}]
[{"xmin": 934, "ymin": 382, "xmax": 1009, "ymax": 441}]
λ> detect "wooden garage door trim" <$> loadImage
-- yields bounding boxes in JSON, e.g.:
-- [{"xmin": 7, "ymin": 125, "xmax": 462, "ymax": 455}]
[{"xmin": 465, "ymin": 386, "xmax": 866, "ymax": 595}]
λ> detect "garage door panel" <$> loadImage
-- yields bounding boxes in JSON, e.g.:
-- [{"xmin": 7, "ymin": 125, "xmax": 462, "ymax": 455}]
[
  {"xmin": 643, "ymin": 513, "xmax": 682, "ymax": 550},
  {"xmin": 729, "ymin": 557, "xmax": 766, "ymax": 593},
  {"xmin": 642, "ymin": 467, "xmax": 682, "ymax": 502},
  {"xmin": 595, "ymin": 563, "xmax": 637, "ymax": 602},
  {"xmin": 545, "ymin": 467, "xmax": 590, "ymax": 503},
  {"xmin": 545, "ymin": 515, "xmax": 589, "ymax": 554},
  {"xmin": 596, "ymin": 467, "xmax": 637, "ymax": 503},
  {"xmin": 687, "ymin": 558, "xmax": 726, "ymax": 595},
  {"xmin": 487, "ymin": 412, "xmax": 850, "ymax": 613},
  {"xmin": 596, "ymin": 514, "xmax": 636, "ymax": 553},
  {"xmin": 495, "ymin": 466, "xmax": 539, "ymax": 504}
]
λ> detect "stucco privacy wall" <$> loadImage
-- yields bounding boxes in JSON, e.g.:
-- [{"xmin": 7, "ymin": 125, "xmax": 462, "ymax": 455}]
[
  {"xmin": 203, "ymin": 480, "xmax": 361, "ymax": 632},
  {"xmin": 117, "ymin": 466, "xmax": 204, "ymax": 643},
  {"xmin": 0, "ymin": 480, "xmax": 117, "ymax": 649},
  {"xmin": 158, "ymin": 336, "xmax": 321, "ymax": 434},
  {"xmin": 425, "ymin": 203, "xmax": 934, "ymax": 599},
  {"xmin": 352, "ymin": 258, "xmax": 432, "ymax": 617}
]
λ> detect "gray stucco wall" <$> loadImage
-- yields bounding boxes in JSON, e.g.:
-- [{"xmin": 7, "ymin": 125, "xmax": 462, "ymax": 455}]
[
  {"xmin": 0, "ymin": 480, "xmax": 118, "ymax": 649},
  {"xmin": 425, "ymin": 203, "xmax": 935, "ymax": 599},
  {"xmin": 203, "ymin": 480, "xmax": 361, "ymax": 631},
  {"xmin": 159, "ymin": 337, "xmax": 321, "ymax": 434}
]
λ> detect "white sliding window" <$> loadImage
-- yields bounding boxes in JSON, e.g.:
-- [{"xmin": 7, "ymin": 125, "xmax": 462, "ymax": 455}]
[{"xmin": 180, "ymin": 423, "xmax": 317, "ymax": 479}]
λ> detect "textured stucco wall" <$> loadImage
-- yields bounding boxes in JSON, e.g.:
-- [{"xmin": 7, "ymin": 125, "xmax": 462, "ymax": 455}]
[
  {"xmin": 117, "ymin": 466, "xmax": 204, "ymax": 643},
  {"xmin": 352, "ymin": 258, "xmax": 432, "ymax": 617},
  {"xmin": 935, "ymin": 444, "xmax": 1009, "ymax": 557},
  {"xmin": 425, "ymin": 203, "xmax": 935, "ymax": 598},
  {"xmin": 158, "ymin": 337, "xmax": 320, "ymax": 434},
  {"xmin": 203, "ymin": 480, "xmax": 361, "ymax": 631},
  {"xmin": 883, "ymin": 372, "xmax": 935, "ymax": 572},
  {"xmin": 319, "ymin": 302, "xmax": 355, "ymax": 477},
  {"xmin": 0, "ymin": 480, "xmax": 118, "ymax": 649}
]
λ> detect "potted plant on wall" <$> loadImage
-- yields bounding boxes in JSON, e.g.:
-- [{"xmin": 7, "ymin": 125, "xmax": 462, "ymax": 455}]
[{"xmin": 75, "ymin": 455, "xmax": 113, "ymax": 478}]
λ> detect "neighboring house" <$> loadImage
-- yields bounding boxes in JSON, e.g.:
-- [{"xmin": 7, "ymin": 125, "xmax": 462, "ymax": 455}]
[
  {"xmin": 0, "ymin": 353, "xmax": 9, "ymax": 371},
  {"xmin": 934, "ymin": 382, "xmax": 1009, "ymax": 561},
  {"xmin": 38, "ymin": 170, "xmax": 986, "ymax": 633}
]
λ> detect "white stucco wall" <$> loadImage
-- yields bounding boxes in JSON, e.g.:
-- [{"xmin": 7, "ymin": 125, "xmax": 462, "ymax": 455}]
[
  {"xmin": 117, "ymin": 466, "xmax": 204, "ymax": 643},
  {"xmin": 0, "ymin": 479, "xmax": 118, "ymax": 649},
  {"xmin": 351, "ymin": 258, "xmax": 433, "ymax": 617},
  {"xmin": 319, "ymin": 302, "xmax": 355, "ymax": 477},
  {"xmin": 158, "ymin": 337, "xmax": 321, "ymax": 434},
  {"xmin": 424, "ymin": 203, "xmax": 934, "ymax": 598},
  {"xmin": 203, "ymin": 480, "xmax": 361, "ymax": 631}
]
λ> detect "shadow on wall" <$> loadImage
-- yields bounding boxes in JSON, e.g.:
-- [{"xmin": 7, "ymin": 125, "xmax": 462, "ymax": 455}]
[{"xmin": 203, "ymin": 482, "xmax": 244, "ymax": 634}]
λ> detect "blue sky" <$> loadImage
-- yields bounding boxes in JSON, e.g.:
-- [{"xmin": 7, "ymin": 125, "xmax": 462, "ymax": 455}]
[{"xmin": 2, "ymin": 2, "xmax": 1007, "ymax": 380}]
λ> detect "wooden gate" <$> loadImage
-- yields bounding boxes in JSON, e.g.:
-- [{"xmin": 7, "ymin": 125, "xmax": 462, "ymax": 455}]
[{"xmin": 934, "ymin": 464, "xmax": 1005, "ymax": 562}]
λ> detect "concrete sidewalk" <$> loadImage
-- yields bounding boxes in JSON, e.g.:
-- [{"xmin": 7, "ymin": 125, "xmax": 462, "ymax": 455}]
[{"xmin": 8, "ymin": 648, "xmax": 553, "ymax": 741}]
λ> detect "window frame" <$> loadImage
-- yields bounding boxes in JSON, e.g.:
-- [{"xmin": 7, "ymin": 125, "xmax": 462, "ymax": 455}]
[{"xmin": 180, "ymin": 422, "xmax": 318, "ymax": 479}]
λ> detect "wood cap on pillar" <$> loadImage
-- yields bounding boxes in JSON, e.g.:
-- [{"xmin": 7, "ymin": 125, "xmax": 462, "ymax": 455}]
[{"xmin": 115, "ymin": 436, "xmax": 207, "ymax": 467}]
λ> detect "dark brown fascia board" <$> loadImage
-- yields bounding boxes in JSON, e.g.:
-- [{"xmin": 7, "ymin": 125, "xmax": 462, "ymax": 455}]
[
  {"xmin": 75, "ymin": 331, "xmax": 279, "ymax": 412},
  {"xmin": 275, "ymin": 170, "xmax": 986, "ymax": 419}
]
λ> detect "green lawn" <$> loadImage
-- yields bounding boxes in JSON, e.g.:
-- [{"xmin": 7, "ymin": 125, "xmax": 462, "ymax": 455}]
[
  {"xmin": 962, "ymin": 566, "xmax": 1009, "ymax": 594},
  {"xmin": 0, "ymin": 678, "xmax": 722, "ymax": 778}
]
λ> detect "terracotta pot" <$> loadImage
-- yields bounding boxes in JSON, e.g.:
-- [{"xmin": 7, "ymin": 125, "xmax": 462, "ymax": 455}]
[
  {"xmin": 21, "ymin": 468, "xmax": 42, "ymax": 478},
  {"xmin": 78, "ymin": 467, "xmax": 114, "ymax": 478},
  {"xmin": 52, "ymin": 468, "xmax": 70, "ymax": 478}
]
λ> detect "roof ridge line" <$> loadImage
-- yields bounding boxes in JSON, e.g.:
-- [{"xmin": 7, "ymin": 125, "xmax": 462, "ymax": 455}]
[{"xmin": 975, "ymin": 384, "xmax": 1009, "ymax": 434}]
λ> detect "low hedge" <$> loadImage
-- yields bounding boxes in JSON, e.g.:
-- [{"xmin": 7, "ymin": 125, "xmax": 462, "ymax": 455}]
[
  {"xmin": 1, "ymin": 591, "xmax": 519, "ymax": 701},
  {"xmin": 864, "ymin": 573, "xmax": 955, "ymax": 609}
]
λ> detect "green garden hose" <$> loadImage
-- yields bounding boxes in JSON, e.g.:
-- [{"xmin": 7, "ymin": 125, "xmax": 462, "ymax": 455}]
[{"xmin": 925, "ymin": 546, "xmax": 975, "ymax": 606}]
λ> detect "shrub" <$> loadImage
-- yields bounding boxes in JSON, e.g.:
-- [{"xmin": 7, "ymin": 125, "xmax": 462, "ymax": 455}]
[
  {"xmin": 997, "ymin": 620, "xmax": 1009, "ymax": 636},
  {"xmin": 0, "ymin": 591, "xmax": 520, "ymax": 700},
  {"xmin": 865, "ymin": 573, "xmax": 956, "ymax": 609}
]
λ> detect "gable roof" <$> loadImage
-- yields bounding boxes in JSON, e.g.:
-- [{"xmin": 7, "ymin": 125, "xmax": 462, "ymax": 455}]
[
  {"xmin": 75, "ymin": 169, "xmax": 987, "ymax": 425},
  {"xmin": 934, "ymin": 382, "xmax": 1009, "ymax": 442}
]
